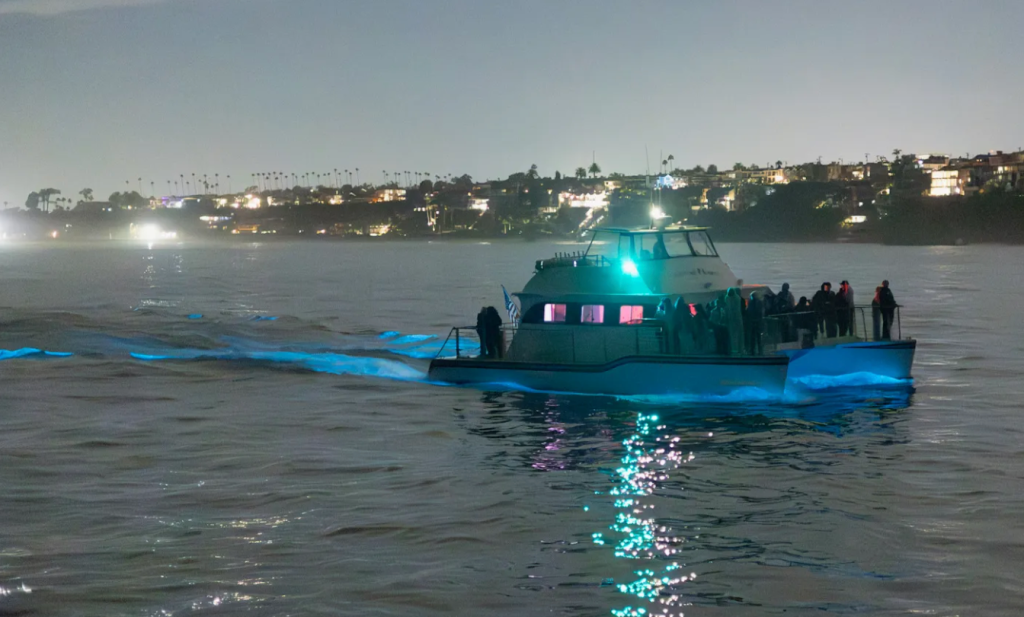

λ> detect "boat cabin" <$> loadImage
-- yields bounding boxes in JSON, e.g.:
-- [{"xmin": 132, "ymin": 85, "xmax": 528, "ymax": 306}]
[{"xmin": 519, "ymin": 227, "xmax": 742, "ymax": 312}]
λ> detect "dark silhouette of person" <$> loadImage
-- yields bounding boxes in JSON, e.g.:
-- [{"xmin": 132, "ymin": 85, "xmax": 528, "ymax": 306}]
[
  {"xmin": 811, "ymin": 282, "xmax": 837, "ymax": 338},
  {"xmin": 878, "ymin": 280, "xmax": 897, "ymax": 340},
  {"xmin": 777, "ymin": 282, "xmax": 795, "ymax": 311},
  {"xmin": 673, "ymin": 296, "xmax": 694, "ymax": 354},
  {"xmin": 475, "ymin": 307, "xmax": 489, "ymax": 358},
  {"xmin": 484, "ymin": 306, "xmax": 503, "ymax": 358},
  {"xmin": 692, "ymin": 304, "xmax": 713, "ymax": 353},
  {"xmin": 746, "ymin": 292, "xmax": 765, "ymax": 355},
  {"xmin": 835, "ymin": 282, "xmax": 851, "ymax": 336},
  {"xmin": 871, "ymin": 286, "xmax": 883, "ymax": 340},
  {"xmin": 652, "ymin": 234, "xmax": 669, "ymax": 259},
  {"xmin": 794, "ymin": 296, "xmax": 816, "ymax": 345}
]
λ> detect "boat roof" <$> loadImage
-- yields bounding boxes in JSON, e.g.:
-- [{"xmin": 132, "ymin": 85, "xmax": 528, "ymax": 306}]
[{"xmin": 591, "ymin": 226, "xmax": 710, "ymax": 235}]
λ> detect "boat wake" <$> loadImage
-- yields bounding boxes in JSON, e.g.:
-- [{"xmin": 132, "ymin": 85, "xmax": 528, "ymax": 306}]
[
  {"xmin": 130, "ymin": 348, "xmax": 427, "ymax": 382},
  {"xmin": 0, "ymin": 348, "xmax": 73, "ymax": 361}
]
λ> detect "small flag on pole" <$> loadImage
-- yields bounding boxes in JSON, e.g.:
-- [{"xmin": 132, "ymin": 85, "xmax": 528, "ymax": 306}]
[{"xmin": 502, "ymin": 285, "xmax": 520, "ymax": 326}]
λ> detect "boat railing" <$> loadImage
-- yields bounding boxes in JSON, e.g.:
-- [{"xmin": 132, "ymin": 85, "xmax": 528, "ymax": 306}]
[
  {"xmin": 534, "ymin": 253, "xmax": 610, "ymax": 272},
  {"xmin": 761, "ymin": 306, "xmax": 904, "ymax": 351}
]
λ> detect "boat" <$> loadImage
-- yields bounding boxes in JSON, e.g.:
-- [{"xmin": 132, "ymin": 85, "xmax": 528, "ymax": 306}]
[
  {"xmin": 428, "ymin": 298, "xmax": 790, "ymax": 397},
  {"xmin": 427, "ymin": 227, "xmax": 792, "ymax": 396},
  {"xmin": 428, "ymin": 226, "xmax": 914, "ymax": 393}
]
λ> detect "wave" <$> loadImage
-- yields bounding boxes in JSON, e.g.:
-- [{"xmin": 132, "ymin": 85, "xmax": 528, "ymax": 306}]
[
  {"xmin": 131, "ymin": 349, "xmax": 426, "ymax": 381},
  {"xmin": 790, "ymin": 372, "xmax": 914, "ymax": 390},
  {"xmin": 0, "ymin": 348, "xmax": 73, "ymax": 361}
]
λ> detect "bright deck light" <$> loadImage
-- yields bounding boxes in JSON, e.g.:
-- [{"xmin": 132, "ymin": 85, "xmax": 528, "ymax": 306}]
[
  {"xmin": 650, "ymin": 206, "xmax": 666, "ymax": 220},
  {"xmin": 621, "ymin": 259, "xmax": 639, "ymax": 276}
]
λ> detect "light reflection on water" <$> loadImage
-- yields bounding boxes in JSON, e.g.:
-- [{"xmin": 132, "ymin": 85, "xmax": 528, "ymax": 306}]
[{"xmin": 600, "ymin": 412, "xmax": 692, "ymax": 617}]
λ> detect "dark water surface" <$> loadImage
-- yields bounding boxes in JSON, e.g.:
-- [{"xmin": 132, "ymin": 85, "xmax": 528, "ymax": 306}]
[{"xmin": 1, "ymin": 240, "xmax": 1022, "ymax": 616}]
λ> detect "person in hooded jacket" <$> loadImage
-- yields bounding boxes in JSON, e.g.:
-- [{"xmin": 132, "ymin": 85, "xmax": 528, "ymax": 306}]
[
  {"xmin": 672, "ymin": 296, "xmax": 695, "ymax": 355},
  {"xmin": 709, "ymin": 298, "xmax": 730, "ymax": 355},
  {"xmin": 777, "ymin": 282, "xmax": 796, "ymax": 311}
]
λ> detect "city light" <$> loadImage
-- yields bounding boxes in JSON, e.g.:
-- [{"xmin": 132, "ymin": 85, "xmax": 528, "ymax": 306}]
[{"xmin": 133, "ymin": 223, "xmax": 177, "ymax": 241}]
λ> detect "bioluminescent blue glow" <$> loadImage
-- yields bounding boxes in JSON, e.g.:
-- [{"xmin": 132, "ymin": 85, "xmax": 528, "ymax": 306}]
[
  {"xmin": 131, "ymin": 349, "xmax": 426, "ymax": 381},
  {"xmin": 790, "ymin": 372, "xmax": 914, "ymax": 390},
  {"xmin": 0, "ymin": 348, "xmax": 73, "ymax": 361}
]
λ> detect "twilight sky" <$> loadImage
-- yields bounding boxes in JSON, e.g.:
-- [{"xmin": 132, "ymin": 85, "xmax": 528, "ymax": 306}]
[{"xmin": 1, "ymin": 0, "xmax": 1023, "ymax": 206}]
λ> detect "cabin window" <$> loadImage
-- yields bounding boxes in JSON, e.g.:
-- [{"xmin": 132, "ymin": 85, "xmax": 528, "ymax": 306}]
[
  {"xmin": 543, "ymin": 304, "xmax": 567, "ymax": 323},
  {"xmin": 581, "ymin": 305, "xmax": 605, "ymax": 324},
  {"xmin": 619, "ymin": 305, "xmax": 644, "ymax": 324}
]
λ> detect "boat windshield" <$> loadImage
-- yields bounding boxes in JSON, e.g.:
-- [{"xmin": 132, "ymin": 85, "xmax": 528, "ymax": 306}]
[
  {"xmin": 634, "ymin": 230, "xmax": 718, "ymax": 259},
  {"xmin": 584, "ymin": 230, "xmax": 632, "ymax": 261}
]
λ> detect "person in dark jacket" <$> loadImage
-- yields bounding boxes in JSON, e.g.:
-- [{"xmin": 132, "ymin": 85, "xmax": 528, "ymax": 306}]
[
  {"xmin": 484, "ymin": 306, "xmax": 503, "ymax": 358},
  {"xmin": 475, "ymin": 307, "xmax": 489, "ymax": 358},
  {"xmin": 794, "ymin": 296, "xmax": 816, "ymax": 346},
  {"xmin": 871, "ymin": 286, "xmax": 883, "ymax": 341},
  {"xmin": 811, "ymin": 282, "xmax": 837, "ymax": 338},
  {"xmin": 692, "ymin": 304, "xmax": 713, "ymax": 353},
  {"xmin": 746, "ymin": 292, "xmax": 765, "ymax": 355},
  {"xmin": 878, "ymin": 280, "xmax": 897, "ymax": 340},
  {"xmin": 672, "ymin": 296, "xmax": 695, "ymax": 355},
  {"xmin": 835, "ymin": 282, "xmax": 851, "ymax": 336}
]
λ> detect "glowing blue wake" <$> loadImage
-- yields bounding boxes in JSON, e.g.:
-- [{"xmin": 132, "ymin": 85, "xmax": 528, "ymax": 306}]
[
  {"xmin": 0, "ymin": 349, "xmax": 73, "ymax": 361},
  {"xmin": 790, "ymin": 372, "xmax": 913, "ymax": 389},
  {"xmin": 131, "ymin": 349, "xmax": 426, "ymax": 381}
]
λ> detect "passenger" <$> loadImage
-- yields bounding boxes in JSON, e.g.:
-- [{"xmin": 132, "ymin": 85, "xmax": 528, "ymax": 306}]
[
  {"xmin": 794, "ymin": 296, "xmax": 816, "ymax": 346},
  {"xmin": 656, "ymin": 298, "xmax": 675, "ymax": 353},
  {"xmin": 484, "ymin": 306, "xmax": 503, "ymax": 358},
  {"xmin": 879, "ymin": 280, "xmax": 897, "ymax": 340},
  {"xmin": 842, "ymin": 281, "xmax": 857, "ymax": 336},
  {"xmin": 652, "ymin": 234, "xmax": 669, "ymax": 259},
  {"xmin": 709, "ymin": 298, "xmax": 730, "ymax": 355},
  {"xmin": 692, "ymin": 303, "xmax": 713, "ymax": 353},
  {"xmin": 835, "ymin": 282, "xmax": 851, "ymax": 336},
  {"xmin": 812, "ymin": 282, "xmax": 837, "ymax": 338},
  {"xmin": 673, "ymin": 296, "xmax": 695, "ymax": 355},
  {"xmin": 746, "ymin": 292, "xmax": 765, "ymax": 355},
  {"xmin": 475, "ymin": 307, "xmax": 489, "ymax": 358},
  {"xmin": 777, "ymin": 282, "xmax": 796, "ymax": 311},
  {"xmin": 871, "ymin": 286, "xmax": 883, "ymax": 340},
  {"xmin": 725, "ymin": 287, "xmax": 745, "ymax": 355}
]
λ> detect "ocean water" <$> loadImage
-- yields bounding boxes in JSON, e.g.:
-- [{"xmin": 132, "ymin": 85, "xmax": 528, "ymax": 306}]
[{"xmin": 0, "ymin": 239, "xmax": 1022, "ymax": 616}]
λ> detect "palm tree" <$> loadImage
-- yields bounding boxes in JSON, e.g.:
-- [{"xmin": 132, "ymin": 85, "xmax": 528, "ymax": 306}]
[
  {"xmin": 667, "ymin": 154, "xmax": 675, "ymax": 172},
  {"xmin": 661, "ymin": 159, "xmax": 668, "ymax": 174},
  {"xmin": 588, "ymin": 162, "xmax": 601, "ymax": 178},
  {"xmin": 775, "ymin": 160, "xmax": 783, "ymax": 169},
  {"xmin": 575, "ymin": 167, "xmax": 587, "ymax": 180},
  {"xmin": 79, "ymin": 188, "xmax": 94, "ymax": 202}
]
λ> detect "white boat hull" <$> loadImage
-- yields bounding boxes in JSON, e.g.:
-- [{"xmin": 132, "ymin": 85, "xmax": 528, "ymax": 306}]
[
  {"xmin": 779, "ymin": 340, "xmax": 916, "ymax": 380},
  {"xmin": 428, "ymin": 355, "xmax": 789, "ymax": 397}
]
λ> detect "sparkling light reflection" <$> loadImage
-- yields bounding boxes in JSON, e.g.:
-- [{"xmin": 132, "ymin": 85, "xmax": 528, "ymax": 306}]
[{"xmin": 598, "ymin": 413, "xmax": 695, "ymax": 617}]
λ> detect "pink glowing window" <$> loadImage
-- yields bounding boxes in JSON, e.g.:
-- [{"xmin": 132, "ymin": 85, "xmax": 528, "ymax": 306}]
[
  {"xmin": 543, "ymin": 304, "xmax": 567, "ymax": 323},
  {"xmin": 619, "ymin": 305, "xmax": 644, "ymax": 324},
  {"xmin": 581, "ymin": 305, "xmax": 605, "ymax": 324}
]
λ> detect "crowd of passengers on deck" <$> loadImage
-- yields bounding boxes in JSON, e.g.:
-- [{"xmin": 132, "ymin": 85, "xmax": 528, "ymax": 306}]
[{"xmin": 654, "ymin": 279, "xmax": 901, "ymax": 357}]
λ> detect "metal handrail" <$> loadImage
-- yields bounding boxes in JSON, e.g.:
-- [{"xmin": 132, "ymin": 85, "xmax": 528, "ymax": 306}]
[{"xmin": 762, "ymin": 305, "xmax": 904, "ymax": 346}]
